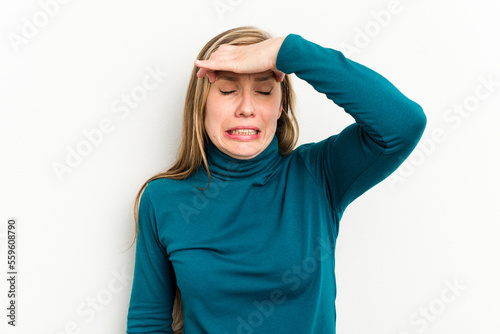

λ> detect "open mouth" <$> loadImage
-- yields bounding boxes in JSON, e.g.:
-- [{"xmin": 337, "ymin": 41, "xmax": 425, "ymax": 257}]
[
  {"xmin": 224, "ymin": 127, "xmax": 261, "ymax": 139},
  {"xmin": 226, "ymin": 129, "xmax": 260, "ymax": 135}
]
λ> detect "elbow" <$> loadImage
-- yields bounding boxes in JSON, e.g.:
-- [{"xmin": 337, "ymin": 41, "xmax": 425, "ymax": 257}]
[
  {"xmin": 396, "ymin": 100, "xmax": 427, "ymax": 152},
  {"xmin": 409, "ymin": 101, "xmax": 427, "ymax": 139},
  {"xmin": 384, "ymin": 99, "xmax": 427, "ymax": 153},
  {"xmin": 410, "ymin": 101, "xmax": 427, "ymax": 140}
]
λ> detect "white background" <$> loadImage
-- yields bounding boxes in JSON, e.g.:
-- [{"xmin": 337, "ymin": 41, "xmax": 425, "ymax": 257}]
[{"xmin": 1, "ymin": 0, "xmax": 499, "ymax": 333}]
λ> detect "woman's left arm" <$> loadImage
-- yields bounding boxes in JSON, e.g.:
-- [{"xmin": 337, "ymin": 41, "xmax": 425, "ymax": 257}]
[
  {"xmin": 196, "ymin": 33, "xmax": 427, "ymax": 214},
  {"xmin": 277, "ymin": 34, "xmax": 426, "ymax": 213}
]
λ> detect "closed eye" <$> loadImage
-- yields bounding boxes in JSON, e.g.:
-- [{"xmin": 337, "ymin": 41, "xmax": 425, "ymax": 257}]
[
  {"xmin": 219, "ymin": 89, "xmax": 273, "ymax": 95},
  {"xmin": 219, "ymin": 89, "xmax": 236, "ymax": 95}
]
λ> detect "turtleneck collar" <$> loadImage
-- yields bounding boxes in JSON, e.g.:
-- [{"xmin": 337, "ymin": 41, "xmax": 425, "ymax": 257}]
[{"xmin": 204, "ymin": 135, "xmax": 282, "ymax": 183}]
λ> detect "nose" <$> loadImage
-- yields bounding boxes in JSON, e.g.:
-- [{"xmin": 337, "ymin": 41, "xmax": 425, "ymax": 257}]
[{"xmin": 236, "ymin": 89, "xmax": 255, "ymax": 118}]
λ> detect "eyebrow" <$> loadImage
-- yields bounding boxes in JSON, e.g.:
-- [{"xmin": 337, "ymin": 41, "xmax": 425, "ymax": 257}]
[{"xmin": 216, "ymin": 74, "xmax": 275, "ymax": 82}]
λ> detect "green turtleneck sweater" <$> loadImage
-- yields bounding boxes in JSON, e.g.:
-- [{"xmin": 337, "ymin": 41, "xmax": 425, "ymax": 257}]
[{"xmin": 127, "ymin": 34, "xmax": 426, "ymax": 334}]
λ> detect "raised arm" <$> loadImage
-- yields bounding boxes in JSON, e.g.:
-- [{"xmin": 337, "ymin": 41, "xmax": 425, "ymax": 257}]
[
  {"xmin": 277, "ymin": 34, "xmax": 426, "ymax": 213},
  {"xmin": 127, "ymin": 186, "xmax": 177, "ymax": 333},
  {"xmin": 195, "ymin": 33, "xmax": 427, "ymax": 214}
]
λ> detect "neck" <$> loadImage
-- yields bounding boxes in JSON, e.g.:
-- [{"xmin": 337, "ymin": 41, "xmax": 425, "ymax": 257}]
[{"xmin": 205, "ymin": 136, "xmax": 282, "ymax": 182}]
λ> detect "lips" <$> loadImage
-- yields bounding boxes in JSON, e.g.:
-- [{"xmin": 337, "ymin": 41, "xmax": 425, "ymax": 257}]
[
  {"xmin": 224, "ymin": 126, "xmax": 261, "ymax": 140},
  {"xmin": 227, "ymin": 129, "xmax": 258, "ymax": 135}
]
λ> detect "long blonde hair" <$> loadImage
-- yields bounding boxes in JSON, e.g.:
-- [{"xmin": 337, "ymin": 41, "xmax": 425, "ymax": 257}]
[{"xmin": 128, "ymin": 26, "xmax": 298, "ymax": 333}]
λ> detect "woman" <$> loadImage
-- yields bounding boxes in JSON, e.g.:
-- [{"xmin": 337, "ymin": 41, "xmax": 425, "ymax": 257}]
[{"xmin": 126, "ymin": 26, "xmax": 426, "ymax": 333}]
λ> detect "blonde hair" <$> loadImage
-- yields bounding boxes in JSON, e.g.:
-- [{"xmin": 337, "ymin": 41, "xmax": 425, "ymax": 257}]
[{"xmin": 128, "ymin": 26, "xmax": 298, "ymax": 333}]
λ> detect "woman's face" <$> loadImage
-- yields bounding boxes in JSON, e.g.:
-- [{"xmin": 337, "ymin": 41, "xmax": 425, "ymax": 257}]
[{"xmin": 204, "ymin": 70, "xmax": 282, "ymax": 160}]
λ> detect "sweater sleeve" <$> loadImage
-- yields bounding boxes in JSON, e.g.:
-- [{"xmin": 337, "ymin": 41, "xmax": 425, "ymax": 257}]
[
  {"xmin": 276, "ymin": 34, "xmax": 426, "ymax": 214},
  {"xmin": 127, "ymin": 186, "xmax": 177, "ymax": 333}
]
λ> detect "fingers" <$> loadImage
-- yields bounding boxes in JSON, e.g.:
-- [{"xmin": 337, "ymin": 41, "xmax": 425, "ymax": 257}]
[
  {"xmin": 196, "ymin": 65, "xmax": 217, "ymax": 83},
  {"xmin": 194, "ymin": 59, "xmax": 212, "ymax": 70},
  {"xmin": 194, "ymin": 40, "xmax": 285, "ymax": 84},
  {"xmin": 206, "ymin": 71, "xmax": 216, "ymax": 83},
  {"xmin": 274, "ymin": 71, "xmax": 285, "ymax": 83},
  {"xmin": 196, "ymin": 63, "xmax": 285, "ymax": 84},
  {"xmin": 195, "ymin": 59, "xmax": 220, "ymax": 83}
]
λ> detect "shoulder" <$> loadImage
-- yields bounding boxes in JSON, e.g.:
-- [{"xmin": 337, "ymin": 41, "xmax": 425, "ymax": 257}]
[
  {"xmin": 145, "ymin": 177, "xmax": 174, "ymax": 194},
  {"xmin": 142, "ymin": 177, "xmax": 192, "ymax": 204},
  {"xmin": 283, "ymin": 135, "xmax": 341, "ymax": 184},
  {"xmin": 292, "ymin": 135, "xmax": 340, "ymax": 160},
  {"xmin": 275, "ymin": 136, "xmax": 338, "ymax": 178},
  {"xmin": 146, "ymin": 177, "xmax": 177, "ymax": 190}
]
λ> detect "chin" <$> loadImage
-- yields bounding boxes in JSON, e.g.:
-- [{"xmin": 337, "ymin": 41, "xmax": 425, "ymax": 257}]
[
  {"xmin": 228, "ymin": 149, "xmax": 260, "ymax": 160},
  {"xmin": 225, "ymin": 143, "xmax": 262, "ymax": 160}
]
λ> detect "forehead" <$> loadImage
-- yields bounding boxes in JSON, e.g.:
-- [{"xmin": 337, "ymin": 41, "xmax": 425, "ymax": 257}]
[{"xmin": 215, "ymin": 70, "xmax": 275, "ymax": 83}]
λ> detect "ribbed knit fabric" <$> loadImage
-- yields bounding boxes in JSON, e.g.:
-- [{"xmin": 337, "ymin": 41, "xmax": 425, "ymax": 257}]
[{"xmin": 126, "ymin": 34, "xmax": 426, "ymax": 334}]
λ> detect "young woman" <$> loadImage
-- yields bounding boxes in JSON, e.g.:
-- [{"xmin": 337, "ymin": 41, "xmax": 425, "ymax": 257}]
[{"xmin": 126, "ymin": 26, "xmax": 426, "ymax": 334}]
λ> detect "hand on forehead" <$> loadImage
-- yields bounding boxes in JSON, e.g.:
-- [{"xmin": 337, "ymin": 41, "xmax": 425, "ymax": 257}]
[
  {"xmin": 194, "ymin": 38, "xmax": 286, "ymax": 83},
  {"xmin": 213, "ymin": 70, "xmax": 279, "ymax": 83}
]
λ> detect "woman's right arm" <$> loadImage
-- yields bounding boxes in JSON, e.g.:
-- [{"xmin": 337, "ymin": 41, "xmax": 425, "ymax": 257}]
[{"xmin": 127, "ymin": 186, "xmax": 177, "ymax": 334}]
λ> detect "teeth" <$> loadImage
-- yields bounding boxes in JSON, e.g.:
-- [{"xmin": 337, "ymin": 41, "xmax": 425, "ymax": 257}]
[{"xmin": 228, "ymin": 129, "xmax": 258, "ymax": 135}]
